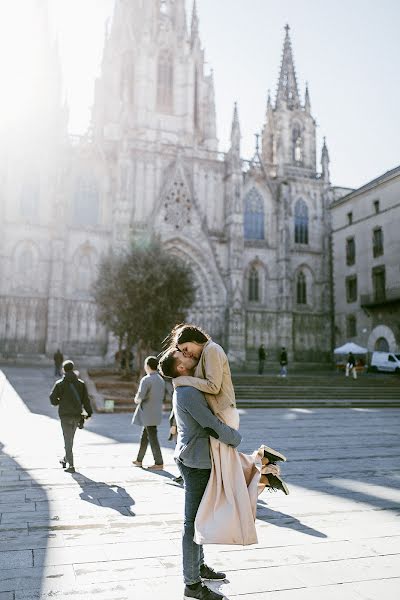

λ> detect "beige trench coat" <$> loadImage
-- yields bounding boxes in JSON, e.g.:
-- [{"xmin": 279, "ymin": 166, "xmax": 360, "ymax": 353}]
[{"xmin": 175, "ymin": 340, "xmax": 263, "ymax": 545}]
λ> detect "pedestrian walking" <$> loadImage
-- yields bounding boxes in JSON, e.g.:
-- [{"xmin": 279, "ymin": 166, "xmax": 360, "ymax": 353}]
[
  {"xmin": 53, "ymin": 348, "xmax": 63, "ymax": 377},
  {"xmin": 131, "ymin": 356, "xmax": 165, "ymax": 470},
  {"xmin": 50, "ymin": 360, "xmax": 92, "ymax": 473},
  {"xmin": 345, "ymin": 351, "xmax": 357, "ymax": 379},
  {"xmin": 279, "ymin": 346, "xmax": 288, "ymax": 377},
  {"xmin": 258, "ymin": 343, "xmax": 266, "ymax": 374}
]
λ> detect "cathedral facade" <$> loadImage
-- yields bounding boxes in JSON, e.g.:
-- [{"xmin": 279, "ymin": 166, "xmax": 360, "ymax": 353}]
[{"xmin": 0, "ymin": 1, "xmax": 334, "ymax": 364}]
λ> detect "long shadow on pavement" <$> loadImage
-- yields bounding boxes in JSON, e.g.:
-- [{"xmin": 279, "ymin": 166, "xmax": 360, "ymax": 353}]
[
  {"xmin": 256, "ymin": 498, "xmax": 327, "ymax": 538},
  {"xmin": 0, "ymin": 440, "xmax": 49, "ymax": 597},
  {"xmin": 71, "ymin": 472, "xmax": 136, "ymax": 516}
]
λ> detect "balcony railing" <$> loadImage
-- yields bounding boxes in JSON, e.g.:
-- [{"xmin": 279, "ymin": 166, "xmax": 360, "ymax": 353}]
[{"xmin": 360, "ymin": 286, "xmax": 400, "ymax": 307}]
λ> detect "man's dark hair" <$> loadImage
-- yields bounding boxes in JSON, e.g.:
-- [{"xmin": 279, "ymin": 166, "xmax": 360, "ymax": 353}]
[
  {"xmin": 158, "ymin": 350, "xmax": 180, "ymax": 379},
  {"xmin": 173, "ymin": 323, "xmax": 210, "ymax": 345},
  {"xmin": 145, "ymin": 356, "xmax": 159, "ymax": 371},
  {"xmin": 63, "ymin": 360, "xmax": 74, "ymax": 372}
]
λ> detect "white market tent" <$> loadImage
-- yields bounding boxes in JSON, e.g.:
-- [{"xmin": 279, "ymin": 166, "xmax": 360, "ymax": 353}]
[{"xmin": 334, "ymin": 342, "xmax": 368, "ymax": 355}]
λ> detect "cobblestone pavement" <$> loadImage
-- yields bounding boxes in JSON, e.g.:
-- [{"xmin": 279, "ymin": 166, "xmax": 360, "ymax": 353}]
[{"xmin": 0, "ymin": 366, "xmax": 399, "ymax": 600}]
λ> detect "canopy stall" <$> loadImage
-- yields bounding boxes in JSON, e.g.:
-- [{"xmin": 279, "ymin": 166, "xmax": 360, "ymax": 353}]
[
  {"xmin": 334, "ymin": 342, "xmax": 368, "ymax": 355},
  {"xmin": 334, "ymin": 342, "xmax": 368, "ymax": 371}
]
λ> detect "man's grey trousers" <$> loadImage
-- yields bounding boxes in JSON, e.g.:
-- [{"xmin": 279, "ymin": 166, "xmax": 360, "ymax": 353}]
[{"xmin": 60, "ymin": 417, "xmax": 80, "ymax": 467}]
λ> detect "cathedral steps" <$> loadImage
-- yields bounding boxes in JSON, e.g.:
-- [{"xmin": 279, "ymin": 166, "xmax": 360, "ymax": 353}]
[
  {"xmin": 232, "ymin": 373, "xmax": 400, "ymax": 408},
  {"xmin": 103, "ymin": 374, "xmax": 399, "ymax": 412}
]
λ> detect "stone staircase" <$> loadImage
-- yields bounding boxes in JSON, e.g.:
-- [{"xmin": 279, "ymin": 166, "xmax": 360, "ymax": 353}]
[
  {"xmin": 232, "ymin": 372, "xmax": 400, "ymax": 408},
  {"xmin": 89, "ymin": 370, "xmax": 400, "ymax": 412}
]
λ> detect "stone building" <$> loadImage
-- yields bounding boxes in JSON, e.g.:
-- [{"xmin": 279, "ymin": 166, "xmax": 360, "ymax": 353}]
[
  {"xmin": 0, "ymin": 1, "xmax": 334, "ymax": 364},
  {"xmin": 331, "ymin": 165, "xmax": 400, "ymax": 353}
]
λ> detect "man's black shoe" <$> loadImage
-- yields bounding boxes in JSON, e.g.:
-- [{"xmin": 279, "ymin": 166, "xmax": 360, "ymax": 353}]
[
  {"xmin": 59, "ymin": 459, "xmax": 66, "ymax": 469},
  {"xmin": 200, "ymin": 564, "xmax": 226, "ymax": 581},
  {"xmin": 65, "ymin": 466, "xmax": 75, "ymax": 473},
  {"xmin": 262, "ymin": 445, "xmax": 287, "ymax": 463},
  {"xmin": 184, "ymin": 581, "xmax": 225, "ymax": 600},
  {"xmin": 266, "ymin": 473, "xmax": 289, "ymax": 495}
]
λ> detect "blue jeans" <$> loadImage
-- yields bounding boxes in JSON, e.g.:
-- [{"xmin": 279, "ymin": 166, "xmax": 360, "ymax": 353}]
[{"xmin": 177, "ymin": 461, "xmax": 211, "ymax": 585}]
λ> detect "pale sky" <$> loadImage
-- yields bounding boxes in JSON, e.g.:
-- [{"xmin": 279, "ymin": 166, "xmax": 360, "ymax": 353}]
[{"xmin": 17, "ymin": 1, "xmax": 400, "ymax": 189}]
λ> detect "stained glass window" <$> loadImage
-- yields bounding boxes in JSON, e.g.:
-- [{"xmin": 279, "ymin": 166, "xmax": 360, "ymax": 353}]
[
  {"xmin": 244, "ymin": 188, "xmax": 264, "ymax": 240},
  {"xmin": 294, "ymin": 199, "xmax": 308, "ymax": 244}
]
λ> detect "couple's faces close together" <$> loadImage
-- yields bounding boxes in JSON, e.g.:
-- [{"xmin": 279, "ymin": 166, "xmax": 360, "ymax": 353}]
[
  {"xmin": 177, "ymin": 342, "xmax": 203, "ymax": 360},
  {"xmin": 174, "ymin": 342, "xmax": 203, "ymax": 374}
]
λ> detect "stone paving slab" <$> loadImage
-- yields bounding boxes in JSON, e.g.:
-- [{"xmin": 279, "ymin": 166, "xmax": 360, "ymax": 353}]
[{"xmin": 1, "ymin": 366, "xmax": 400, "ymax": 599}]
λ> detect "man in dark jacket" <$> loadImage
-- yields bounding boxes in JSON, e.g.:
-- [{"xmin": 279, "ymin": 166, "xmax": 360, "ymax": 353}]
[
  {"xmin": 50, "ymin": 360, "xmax": 92, "ymax": 473},
  {"xmin": 279, "ymin": 347, "xmax": 288, "ymax": 377},
  {"xmin": 53, "ymin": 349, "xmax": 64, "ymax": 377},
  {"xmin": 258, "ymin": 344, "xmax": 266, "ymax": 374}
]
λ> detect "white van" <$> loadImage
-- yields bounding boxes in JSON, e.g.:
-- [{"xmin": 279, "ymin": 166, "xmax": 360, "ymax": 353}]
[{"xmin": 370, "ymin": 351, "xmax": 400, "ymax": 373}]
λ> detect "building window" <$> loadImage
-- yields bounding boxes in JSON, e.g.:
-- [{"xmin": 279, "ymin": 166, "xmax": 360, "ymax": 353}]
[
  {"xmin": 372, "ymin": 265, "xmax": 386, "ymax": 301},
  {"xmin": 346, "ymin": 275, "xmax": 357, "ymax": 303},
  {"xmin": 296, "ymin": 271, "xmax": 307, "ymax": 304},
  {"xmin": 244, "ymin": 188, "xmax": 265, "ymax": 240},
  {"xmin": 373, "ymin": 199, "xmax": 380, "ymax": 214},
  {"xmin": 157, "ymin": 51, "xmax": 173, "ymax": 113},
  {"xmin": 375, "ymin": 337, "xmax": 389, "ymax": 351},
  {"xmin": 346, "ymin": 237, "xmax": 355, "ymax": 266},
  {"xmin": 294, "ymin": 199, "xmax": 309, "ymax": 244},
  {"xmin": 372, "ymin": 227, "xmax": 384, "ymax": 257},
  {"xmin": 73, "ymin": 175, "xmax": 99, "ymax": 226},
  {"xmin": 347, "ymin": 212, "xmax": 353, "ymax": 225},
  {"xmin": 248, "ymin": 267, "xmax": 260, "ymax": 302},
  {"xmin": 346, "ymin": 314, "xmax": 357, "ymax": 337}
]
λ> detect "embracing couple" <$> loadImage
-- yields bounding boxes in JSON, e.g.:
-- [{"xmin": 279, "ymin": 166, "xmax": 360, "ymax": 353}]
[{"xmin": 159, "ymin": 324, "xmax": 289, "ymax": 600}]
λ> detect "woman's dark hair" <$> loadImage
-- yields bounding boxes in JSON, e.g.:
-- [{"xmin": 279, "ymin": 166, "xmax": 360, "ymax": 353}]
[
  {"xmin": 173, "ymin": 323, "xmax": 210, "ymax": 345},
  {"xmin": 158, "ymin": 350, "xmax": 179, "ymax": 378}
]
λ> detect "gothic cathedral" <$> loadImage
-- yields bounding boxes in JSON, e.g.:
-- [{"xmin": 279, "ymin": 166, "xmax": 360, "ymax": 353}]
[{"xmin": 0, "ymin": 1, "xmax": 333, "ymax": 364}]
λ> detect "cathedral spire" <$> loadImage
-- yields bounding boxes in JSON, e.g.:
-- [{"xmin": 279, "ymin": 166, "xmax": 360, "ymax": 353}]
[
  {"xmin": 173, "ymin": 0, "xmax": 187, "ymax": 36},
  {"xmin": 191, "ymin": 0, "xmax": 200, "ymax": 44},
  {"xmin": 276, "ymin": 24, "xmax": 300, "ymax": 110},
  {"xmin": 266, "ymin": 89, "xmax": 273, "ymax": 119},
  {"xmin": 230, "ymin": 102, "xmax": 241, "ymax": 150},
  {"xmin": 304, "ymin": 82, "xmax": 311, "ymax": 113},
  {"xmin": 321, "ymin": 137, "xmax": 330, "ymax": 183}
]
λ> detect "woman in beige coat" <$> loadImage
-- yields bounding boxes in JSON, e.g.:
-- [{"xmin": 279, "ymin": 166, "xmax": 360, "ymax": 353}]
[{"xmin": 170, "ymin": 324, "xmax": 289, "ymax": 546}]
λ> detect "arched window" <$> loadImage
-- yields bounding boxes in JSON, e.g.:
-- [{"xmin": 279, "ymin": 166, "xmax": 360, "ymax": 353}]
[
  {"xmin": 248, "ymin": 267, "xmax": 259, "ymax": 302},
  {"xmin": 346, "ymin": 314, "xmax": 357, "ymax": 338},
  {"xmin": 14, "ymin": 243, "xmax": 39, "ymax": 292},
  {"xmin": 73, "ymin": 175, "xmax": 99, "ymax": 226},
  {"xmin": 296, "ymin": 271, "xmax": 307, "ymax": 304},
  {"xmin": 244, "ymin": 188, "xmax": 265, "ymax": 240},
  {"xmin": 375, "ymin": 337, "xmax": 389, "ymax": 352},
  {"xmin": 294, "ymin": 199, "xmax": 309, "ymax": 244},
  {"xmin": 157, "ymin": 51, "xmax": 173, "ymax": 112},
  {"xmin": 75, "ymin": 246, "xmax": 97, "ymax": 293}
]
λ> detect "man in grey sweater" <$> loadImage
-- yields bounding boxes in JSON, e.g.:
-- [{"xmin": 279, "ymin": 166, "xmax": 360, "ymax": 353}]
[{"xmin": 159, "ymin": 349, "xmax": 241, "ymax": 600}]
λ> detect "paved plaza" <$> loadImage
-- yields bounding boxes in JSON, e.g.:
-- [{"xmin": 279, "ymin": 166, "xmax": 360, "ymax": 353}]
[{"xmin": 0, "ymin": 366, "xmax": 399, "ymax": 600}]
